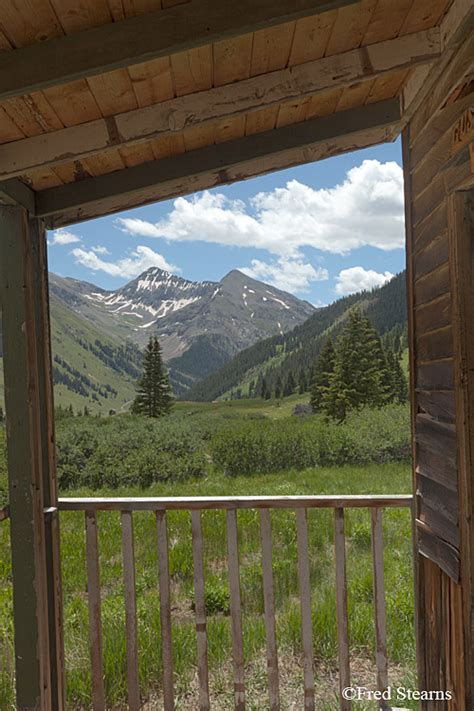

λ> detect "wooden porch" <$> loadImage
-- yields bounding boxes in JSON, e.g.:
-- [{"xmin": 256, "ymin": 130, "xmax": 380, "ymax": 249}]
[
  {"xmin": 1, "ymin": 494, "xmax": 413, "ymax": 709},
  {"xmin": 0, "ymin": 0, "xmax": 473, "ymax": 708}
]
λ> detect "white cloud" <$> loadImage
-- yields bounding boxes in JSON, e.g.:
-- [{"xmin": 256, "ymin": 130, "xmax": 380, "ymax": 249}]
[
  {"xmin": 48, "ymin": 229, "xmax": 81, "ymax": 246},
  {"xmin": 91, "ymin": 245, "xmax": 110, "ymax": 255},
  {"xmin": 240, "ymin": 257, "xmax": 328, "ymax": 294},
  {"xmin": 117, "ymin": 160, "xmax": 404, "ymax": 256},
  {"xmin": 335, "ymin": 266, "xmax": 394, "ymax": 296},
  {"xmin": 71, "ymin": 245, "xmax": 179, "ymax": 279}
]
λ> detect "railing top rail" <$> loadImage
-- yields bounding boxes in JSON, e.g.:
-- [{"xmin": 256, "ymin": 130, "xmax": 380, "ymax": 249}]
[
  {"xmin": 0, "ymin": 505, "xmax": 9, "ymax": 522},
  {"xmin": 58, "ymin": 494, "xmax": 413, "ymax": 512}
]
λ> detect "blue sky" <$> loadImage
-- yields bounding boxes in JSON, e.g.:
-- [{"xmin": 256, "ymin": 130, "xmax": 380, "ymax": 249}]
[{"xmin": 47, "ymin": 138, "xmax": 405, "ymax": 307}]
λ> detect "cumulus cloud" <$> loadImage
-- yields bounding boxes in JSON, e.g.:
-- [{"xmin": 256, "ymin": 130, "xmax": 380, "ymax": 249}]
[
  {"xmin": 240, "ymin": 257, "xmax": 328, "ymax": 294},
  {"xmin": 48, "ymin": 229, "xmax": 81, "ymax": 246},
  {"xmin": 335, "ymin": 266, "xmax": 394, "ymax": 296},
  {"xmin": 71, "ymin": 245, "xmax": 179, "ymax": 279},
  {"xmin": 91, "ymin": 245, "xmax": 110, "ymax": 255},
  {"xmin": 117, "ymin": 160, "xmax": 404, "ymax": 256}
]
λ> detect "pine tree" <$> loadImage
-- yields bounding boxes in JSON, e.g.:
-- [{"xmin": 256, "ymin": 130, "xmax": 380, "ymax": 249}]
[
  {"xmin": 283, "ymin": 370, "xmax": 296, "ymax": 396},
  {"xmin": 260, "ymin": 376, "xmax": 268, "ymax": 400},
  {"xmin": 323, "ymin": 310, "xmax": 390, "ymax": 421},
  {"xmin": 274, "ymin": 375, "xmax": 283, "ymax": 400},
  {"xmin": 298, "ymin": 369, "xmax": 307, "ymax": 394},
  {"xmin": 310, "ymin": 336, "xmax": 335, "ymax": 412},
  {"xmin": 132, "ymin": 336, "xmax": 173, "ymax": 417}
]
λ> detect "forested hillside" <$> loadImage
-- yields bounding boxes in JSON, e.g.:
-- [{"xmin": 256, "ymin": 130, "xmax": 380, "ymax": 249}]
[{"xmin": 187, "ymin": 272, "xmax": 407, "ymax": 402}]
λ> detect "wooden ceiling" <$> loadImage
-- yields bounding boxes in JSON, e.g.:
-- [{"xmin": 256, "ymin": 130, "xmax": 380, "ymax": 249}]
[{"xmin": 0, "ymin": 0, "xmax": 465, "ymax": 227}]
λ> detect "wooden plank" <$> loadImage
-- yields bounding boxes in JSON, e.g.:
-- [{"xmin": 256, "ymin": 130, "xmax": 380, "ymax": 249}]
[
  {"xmin": 414, "ymin": 293, "xmax": 451, "ymax": 334},
  {"xmin": 85, "ymin": 511, "xmax": 106, "ymax": 711},
  {"xmin": 413, "ymin": 231, "xmax": 448, "ymax": 281},
  {"xmin": 416, "ymin": 442, "xmax": 458, "ymax": 492},
  {"xmin": 415, "ymin": 326, "xmax": 453, "ymax": 362},
  {"xmin": 416, "ymin": 360, "xmax": 454, "ymax": 391},
  {"xmin": 0, "ymin": 206, "xmax": 64, "ymax": 708},
  {"xmin": 0, "ymin": 29, "xmax": 436, "ymax": 181},
  {"xmin": 0, "ymin": 0, "xmax": 360, "ymax": 101},
  {"xmin": 334, "ymin": 508, "xmax": 350, "ymax": 711},
  {"xmin": 418, "ymin": 498, "xmax": 459, "ymax": 549},
  {"xmin": 58, "ymin": 494, "xmax": 413, "ymax": 511},
  {"xmin": 31, "ymin": 98, "xmax": 400, "ymax": 222},
  {"xmin": 121, "ymin": 511, "xmax": 140, "ymax": 710},
  {"xmin": 416, "ymin": 390, "xmax": 455, "ymax": 423},
  {"xmin": 156, "ymin": 511, "xmax": 174, "ymax": 710},
  {"xmin": 226, "ymin": 509, "xmax": 245, "ymax": 710},
  {"xmin": 0, "ymin": 506, "xmax": 9, "ymax": 522},
  {"xmin": 414, "ymin": 263, "xmax": 450, "ymax": 307},
  {"xmin": 371, "ymin": 509, "xmax": 388, "ymax": 703},
  {"xmin": 260, "ymin": 509, "xmax": 280, "ymax": 710},
  {"xmin": 296, "ymin": 509, "xmax": 315, "ymax": 711},
  {"xmin": 191, "ymin": 511, "xmax": 210, "ymax": 711},
  {"xmin": 448, "ymin": 188, "xmax": 474, "ymax": 704},
  {"xmin": 416, "ymin": 519, "xmax": 460, "ymax": 582}
]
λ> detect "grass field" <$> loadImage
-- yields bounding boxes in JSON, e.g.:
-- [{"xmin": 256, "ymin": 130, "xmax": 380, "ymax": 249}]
[
  {"xmin": 0, "ymin": 462, "xmax": 415, "ymax": 710},
  {"xmin": 0, "ymin": 397, "xmax": 415, "ymax": 708}
]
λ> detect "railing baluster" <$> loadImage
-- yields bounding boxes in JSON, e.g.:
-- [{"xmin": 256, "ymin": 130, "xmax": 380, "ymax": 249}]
[
  {"xmin": 260, "ymin": 509, "xmax": 280, "ymax": 710},
  {"xmin": 296, "ymin": 509, "xmax": 315, "ymax": 711},
  {"xmin": 334, "ymin": 508, "xmax": 351, "ymax": 711},
  {"xmin": 226, "ymin": 509, "xmax": 245, "ymax": 710},
  {"xmin": 85, "ymin": 510, "xmax": 105, "ymax": 711},
  {"xmin": 191, "ymin": 510, "xmax": 210, "ymax": 710},
  {"xmin": 121, "ymin": 510, "xmax": 140, "ymax": 711},
  {"xmin": 156, "ymin": 510, "xmax": 174, "ymax": 710},
  {"xmin": 371, "ymin": 508, "xmax": 389, "ymax": 704}
]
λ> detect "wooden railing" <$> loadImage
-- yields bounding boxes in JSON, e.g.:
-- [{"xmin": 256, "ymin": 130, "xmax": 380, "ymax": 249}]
[
  {"xmin": 0, "ymin": 505, "xmax": 9, "ymax": 522},
  {"xmin": 57, "ymin": 495, "xmax": 412, "ymax": 711}
]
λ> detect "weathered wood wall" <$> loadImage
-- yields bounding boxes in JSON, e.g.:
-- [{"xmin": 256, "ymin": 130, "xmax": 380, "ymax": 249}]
[{"xmin": 404, "ymin": 29, "xmax": 473, "ymax": 710}]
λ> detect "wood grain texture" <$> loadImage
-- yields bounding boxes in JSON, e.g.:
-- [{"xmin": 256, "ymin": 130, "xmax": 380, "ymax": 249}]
[
  {"xmin": 0, "ymin": 0, "xmax": 360, "ymax": 101},
  {"xmin": 260, "ymin": 509, "xmax": 280, "ymax": 710},
  {"xmin": 85, "ymin": 511, "xmax": 105, "ymax": 711},
  {"xmin": 191, "ymin": 511, "xmax": 210, "ymax": 711},
  {"xmin": 296, "ymin": 509, "xmax": 315, "ymax": 710},
  {"xmin": 334, "ymin": 508, "xmax": 350, "ymax": 711},
  {"xmin": 0, "ymin": 29, "xmax": 436, "ymax": 181},
  {"xmin": 121, "ymin": 511, "xmax": 140, "ymax": 710},
  {"xmin": 58, "ymin": 494, "xmax": 412, "ymax": 511},
  {"xmin": 156, "ymin": 511, "xmax": 174, "ymax": 710},
  {"xmin": 226, "ymin": 509, "xmax": 245, "ymax": 710},
  {"xmin": 371, "ymin": 509, "xmax": 389, "ymax": 703}
]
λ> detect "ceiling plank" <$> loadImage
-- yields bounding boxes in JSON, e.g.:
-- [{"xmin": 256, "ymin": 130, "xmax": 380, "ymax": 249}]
[
  {"xmin": 0, "ymin": 28, "xmax": 439, "ymax": 181},
  {"xmin": 0, "ymin": 0, "xmax": 359, "ymax": 102},
  {"xmin": 31, "ymin": 98, "xmax": 400, "ymax": 226}
]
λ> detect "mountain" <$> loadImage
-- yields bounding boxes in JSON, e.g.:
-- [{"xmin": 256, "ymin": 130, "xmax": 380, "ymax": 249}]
[
  {"xmin": 49, "ymin": 267, "xmax": 315, "ymax": 395},
  {"xmin": 0, "ymin": 267, "xmax": 315, "ymax": 411},
  {"xmin": 186, "ymin": 272, "xmax": 407, "ymax": 402}
]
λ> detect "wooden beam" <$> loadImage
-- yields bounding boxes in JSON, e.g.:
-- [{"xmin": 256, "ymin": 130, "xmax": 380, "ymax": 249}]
[
  {"xmin": 0, "ymin": 207, "xmax": 65, "ymax": 708},
  {"xmin": 0, "ymin": 28, "xmax": 440, "ymax": 181},
  {"xmin": 0, "ymin": 0, "xmax": 358, "ymax": 102},
  {"xmin": 33, "ymin": 98, "xmax": 401, "ymax": 227},
  {"xmin": 0, "ymin": 178, "xmax": 36, "ymax": 213},
  {"xmin": 401, "ymin": 0, "xmax": 474, "ymax": 124}
]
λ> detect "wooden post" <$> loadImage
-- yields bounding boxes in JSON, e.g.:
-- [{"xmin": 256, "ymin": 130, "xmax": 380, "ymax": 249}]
[
  {"xmin": 448, "ymin": 188, "xmax": 474, "ymax": 708},
  {"xmin": 0, "ymin": 205, "xmax": 65, "ymax": 709}
]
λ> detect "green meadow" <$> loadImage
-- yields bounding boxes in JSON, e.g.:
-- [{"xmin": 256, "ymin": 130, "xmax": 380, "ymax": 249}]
[{"xmin": 0, "ymin": 399, "xmax": 415, "ymax": 709}]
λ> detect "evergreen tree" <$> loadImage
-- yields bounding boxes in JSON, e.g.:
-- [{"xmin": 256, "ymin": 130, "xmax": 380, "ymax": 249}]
[
  {"xmin": 323, "ymin": 311, "xmax": 391, "ymax": 421},
  {"xmin": 310, "ymin": 336, "xmax": 335, "ymax": 412},
  {"xmin": 132, "ymin": 336, "xmax": 173, "ymax": 417},
  {"xmin": 260, "ymin": 376, "xmax": 268, "ymax": 400},
  {"xmin": 274, "ymin": 375, "xmax": 283, "ymax": 400},
  {"xmin": 283, "ymin": 370, "xmax": 296, "ymax": 396},
  {"xmin": 298, "ymin": 369, "xmax": 307, "ymax": 394}
]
